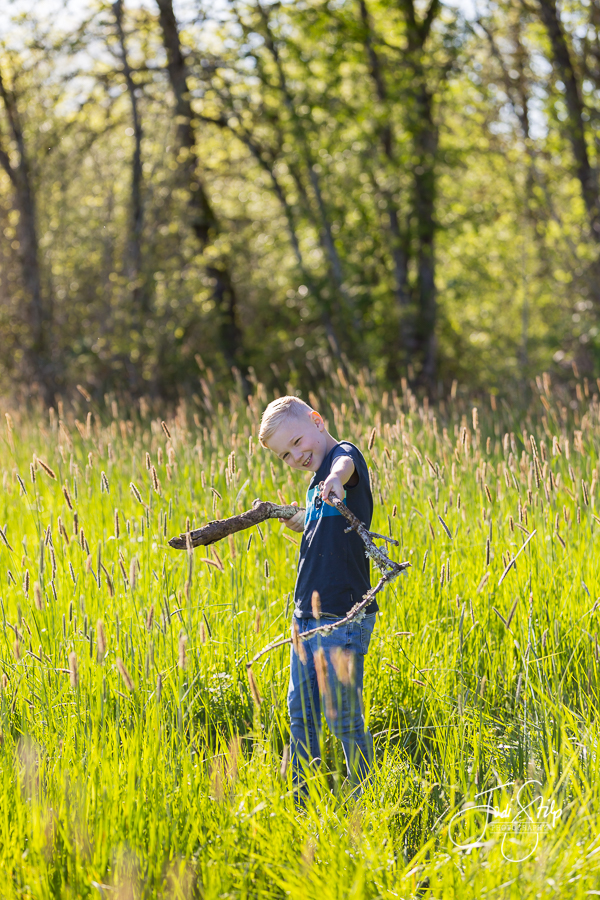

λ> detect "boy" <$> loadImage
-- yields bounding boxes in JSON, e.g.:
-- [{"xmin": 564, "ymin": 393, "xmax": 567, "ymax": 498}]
[{"xmin": 259, "ymin": 395, "xmax": 378, "ymax": 804}]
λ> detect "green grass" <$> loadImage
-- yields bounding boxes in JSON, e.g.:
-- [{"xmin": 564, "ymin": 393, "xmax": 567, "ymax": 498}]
[{"xmin": 1, "ymin": 369, "xmax": 600, "ymax": 898}]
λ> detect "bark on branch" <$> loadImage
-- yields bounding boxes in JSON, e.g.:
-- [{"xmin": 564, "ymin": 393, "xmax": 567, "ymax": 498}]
[{"xmin": 168, "ymin": 500, "xmax": 304, "ymax": 548}]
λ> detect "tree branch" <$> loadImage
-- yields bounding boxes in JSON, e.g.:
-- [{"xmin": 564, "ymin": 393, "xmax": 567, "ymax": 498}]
[
  {"xmin": 168, "ymin": 500, "xmax": 304, "ymax": 548},
  {"xmin": 169, "ymin": 491, "xmax": 411, "ymax": 675},
  {"xmin": 246, "ymin": 492, "xmax": 410, "ymax": 669}
]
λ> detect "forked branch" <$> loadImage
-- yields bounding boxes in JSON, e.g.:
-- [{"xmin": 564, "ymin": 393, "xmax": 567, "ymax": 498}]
[
  {"xmin": 168, "ymin": 491, "xmax": 411, "ymax": 671},
  {"xmin": 246, "ymin": 493, "xmax": 410, "ymax": 669}
]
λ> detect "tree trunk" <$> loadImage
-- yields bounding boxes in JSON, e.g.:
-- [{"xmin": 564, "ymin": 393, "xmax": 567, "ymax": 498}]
[
  {"xmin": 113, "ymin": 0, "xmax": 145, "ymax": 312},
  {"xmin": 412, "ymin": 81, "xmax": 438, "ymax": 386},
  {"xmin": 536, "ymin": 0, "xmax": 600, "ymax": 241},
  {"xmin": 155, "ymin": 0, "xmax": 244, "ymax": 373},
  {"xmin": 358, "ymin": 0, "xmax": 412, "ymax": 366},
  {"xmin": 0, "ymin": 67, "xmax": 54, "ymax": 403},
  {"xmin": 399, "ymin": 0, "xmax": 441, "ymax": 386}
]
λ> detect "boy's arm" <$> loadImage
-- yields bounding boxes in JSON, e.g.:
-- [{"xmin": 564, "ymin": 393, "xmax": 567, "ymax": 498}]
[{"xmin": 321, "ymin": 455, "xmax": 357, "ymax": 503}]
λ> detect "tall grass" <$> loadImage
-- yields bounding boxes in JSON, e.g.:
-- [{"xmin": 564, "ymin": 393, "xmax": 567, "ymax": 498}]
[{"xmin": 1, "ymin": 366, "xmax": 600, "ymax": 898}]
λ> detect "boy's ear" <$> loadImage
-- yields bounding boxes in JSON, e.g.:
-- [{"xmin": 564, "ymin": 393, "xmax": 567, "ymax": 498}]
[{"xmin": 310, "ymin": 411, "xmax": 324, "ymax": 428}]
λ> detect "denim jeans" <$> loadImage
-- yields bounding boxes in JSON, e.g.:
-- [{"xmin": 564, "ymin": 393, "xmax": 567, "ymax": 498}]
[{"xmin": 287, "ymin": 612, "xmax": 377, "ymax": 802}]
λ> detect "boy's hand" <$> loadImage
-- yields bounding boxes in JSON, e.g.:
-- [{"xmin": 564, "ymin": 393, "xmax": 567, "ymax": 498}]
[
  {"xmin": 320, "ymin": 474, "xmax": 344, "ymax": 505},
  {"xmin": 279, "ymin": 500, "xmax": 305, "ymax": 533}
]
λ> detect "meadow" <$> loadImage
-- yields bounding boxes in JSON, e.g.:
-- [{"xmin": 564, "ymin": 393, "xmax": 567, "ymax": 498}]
[{"xmin": 1, "ymin": 363, "xmax": 600, "ymax": 899}]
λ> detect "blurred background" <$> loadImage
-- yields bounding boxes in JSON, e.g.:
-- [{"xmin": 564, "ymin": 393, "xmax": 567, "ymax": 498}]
[{"xmin": 0, "ymin": 0, "xmax": 599, "ymax": 404}]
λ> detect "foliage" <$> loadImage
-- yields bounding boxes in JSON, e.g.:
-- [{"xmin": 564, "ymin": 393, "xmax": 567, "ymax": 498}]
[
  {"xmin": 0, "ymin": 0, "xmax": 599, "ymax": 399},
  {"xmin": 1, "ymin": 366, "xmax": 600, "ymax": 895}
]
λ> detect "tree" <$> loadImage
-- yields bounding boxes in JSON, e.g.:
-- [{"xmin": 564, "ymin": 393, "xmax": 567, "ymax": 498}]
[
  {"xmin": 112, "ymin": 0, "xmax": 146, "ymax": 314},
  {"xmin": 155, "ymin": 0, "xmax": 245, "ymax": 376},
  {"xmin": 535, "ymin": 0, "xmax": 600, "ymax": 245},
  {"xmin": 0, "ymin": 58, "xmax": 54, "ymax": 401}
]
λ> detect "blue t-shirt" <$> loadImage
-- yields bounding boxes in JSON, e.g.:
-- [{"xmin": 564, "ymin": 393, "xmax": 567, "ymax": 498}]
[{"xmin": 293, "ymin": 441, "xmax": 377, "ymax": 618}]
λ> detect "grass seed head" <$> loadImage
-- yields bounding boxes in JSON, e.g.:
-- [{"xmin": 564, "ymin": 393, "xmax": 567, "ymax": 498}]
[
  {"xmin": 151, "ymin": 466, "xmax": 161, "ymax": 494},
  {"xmin": 36, "ymin": 457, "xmax": 56, "ymax": 479},
  {"xmin": 311, "ymin": 590, "xmax": 321, "ymax": 619},
  {"xmin": 69, "ymin": 652, "xmax": 78, "ymax": 688},
  {"xmin": 330, "ymin": 647, "xmax": 354, "ymax": 686},
  {"xmin": 129, "ymin": 482, "xmax": 143, "ymax": 504},
  {"xmin": 247, "ymin": 667, "xmax": 262, "ymax": 706},
  {"xmin": 0, "ymin": 526, "xmax": 13, "ymax": 552},
  {"xmin": 116, "ymin": 658, "xmax": 134, "ymax": 691},
  {"xmin": 62, "ymin": 484, "xmax": 73, "ymax": 510},
  {"xmin": 292, "ymin": 619, "xmax": 307, "ymax": 664},
  {"xmin": 280, "ymin": 744, "xmax": 290, "ymax": 779},
  {"xmin": 97, "ymin": 620, "xmax": 106, "ymax": 660},
  {"xmin": 314, "ymin": 648, "xmax": 335, "ymax": 718},
  {"xmin": 33, "ymin": 581, "xmax": 43, "ymax": 610},
  {"xmin": 178, "ymin": 632, "xmax": 187, "ymax": 669}
]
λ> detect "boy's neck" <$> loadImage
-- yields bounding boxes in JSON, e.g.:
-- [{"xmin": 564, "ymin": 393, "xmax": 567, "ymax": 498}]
[{"xmin": 323, "ymin": 431, "xmax": 339, "ymax": 456}]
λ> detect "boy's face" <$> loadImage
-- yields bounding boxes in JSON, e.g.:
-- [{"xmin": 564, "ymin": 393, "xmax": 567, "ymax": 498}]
[{"xmin": 266, "ymin": 410, "xmax": 329, "ymax": 473}]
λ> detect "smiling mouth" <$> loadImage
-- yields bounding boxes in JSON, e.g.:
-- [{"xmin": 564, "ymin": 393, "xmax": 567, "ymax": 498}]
[{"xmin": 302, "ymin": 453, "xmax": 312, "ymax": 467}]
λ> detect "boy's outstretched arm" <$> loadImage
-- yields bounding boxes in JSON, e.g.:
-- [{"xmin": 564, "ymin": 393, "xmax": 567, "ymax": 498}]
[{"xmin": 321, "ymin": 455, "xmax": 356, "ymax": 503}]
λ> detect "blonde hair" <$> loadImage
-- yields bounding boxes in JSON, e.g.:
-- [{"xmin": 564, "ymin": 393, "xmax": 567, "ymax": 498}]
[{"xmin": 259, "ymin": 395, "xmax": 314, "ymax": 448}]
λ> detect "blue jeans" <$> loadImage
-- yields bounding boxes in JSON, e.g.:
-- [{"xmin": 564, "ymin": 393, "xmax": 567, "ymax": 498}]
[{"xmin": 287, "ymin": 612, "xmax": 377, "ymax": 802}]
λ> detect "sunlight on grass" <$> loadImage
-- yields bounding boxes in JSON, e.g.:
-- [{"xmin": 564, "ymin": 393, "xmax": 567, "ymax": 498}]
[{"xmin": 1, "ymin": 367, "xmax": 600, "ymax": 898}]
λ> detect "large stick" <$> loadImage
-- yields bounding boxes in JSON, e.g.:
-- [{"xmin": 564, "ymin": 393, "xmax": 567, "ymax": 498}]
[
  {"xmin": 168, "ymin": 491, "xmax": 410, "ymax": 674},
  {"xmin": 246, "ymin": 493, "xmax": 410, "ymax": 669},
  {"xmin": 168, "ymin": 500, "xmax": 304, "ymax": 549}
]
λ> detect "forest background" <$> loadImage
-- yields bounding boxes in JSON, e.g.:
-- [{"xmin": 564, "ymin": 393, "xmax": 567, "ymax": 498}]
[{"xmin": 1, "ymin": 0, "xmax": 600, "ymax": 406}]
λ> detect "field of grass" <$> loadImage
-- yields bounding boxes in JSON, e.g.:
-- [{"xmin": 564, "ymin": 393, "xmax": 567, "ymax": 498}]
[{"xmin": 1, "ymin": 365, "xmax": 600, "ymax": 898}]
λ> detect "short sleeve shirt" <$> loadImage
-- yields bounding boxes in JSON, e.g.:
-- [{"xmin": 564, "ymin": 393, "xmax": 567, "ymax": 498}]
[{"xmin": 293, "ymin": 441, "xmax": 377, "ymax": 618}]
